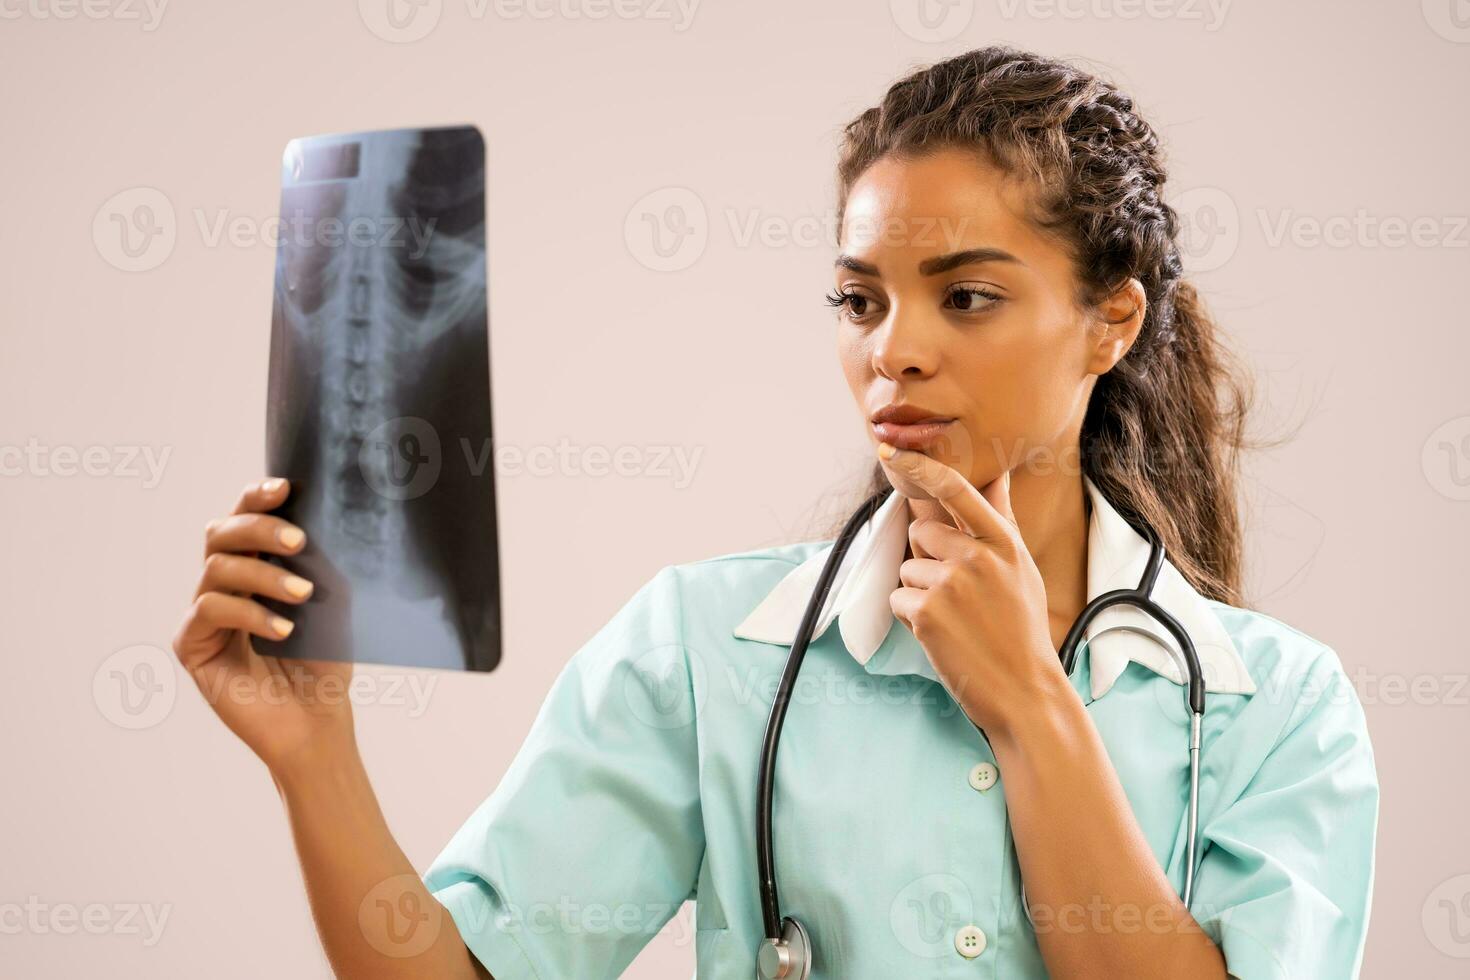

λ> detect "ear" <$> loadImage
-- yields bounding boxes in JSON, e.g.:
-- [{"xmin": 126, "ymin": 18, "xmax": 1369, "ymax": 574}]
[{"xmin": 1086, "ymin": 277, "xmax": 1147, "ymax": 375}]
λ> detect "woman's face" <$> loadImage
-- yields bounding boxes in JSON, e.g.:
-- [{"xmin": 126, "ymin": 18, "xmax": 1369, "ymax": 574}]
[{"xmin": 834, "ymin": 147, "xmax": 1142, "ymax": 497}]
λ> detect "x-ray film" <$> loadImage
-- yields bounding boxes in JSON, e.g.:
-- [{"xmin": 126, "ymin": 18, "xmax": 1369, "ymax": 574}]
[{"xmin": 256, "ymin": 125, "xmax": 501, "ymax": 673}]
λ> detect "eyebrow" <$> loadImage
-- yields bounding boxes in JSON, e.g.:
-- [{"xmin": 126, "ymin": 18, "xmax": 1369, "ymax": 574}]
[{"xmin": 834, "ymin": 247, "xmax": 1024, "ymax": 278}]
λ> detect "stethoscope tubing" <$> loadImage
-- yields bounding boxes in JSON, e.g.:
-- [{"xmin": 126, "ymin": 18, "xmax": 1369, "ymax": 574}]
[
  {"xmin": 755, "ymin": 485, "xmax": 1208, "ymax": 961},
  {"xmin": 755, "ymin": 489, "xmax": 888, "ymax": 942}
]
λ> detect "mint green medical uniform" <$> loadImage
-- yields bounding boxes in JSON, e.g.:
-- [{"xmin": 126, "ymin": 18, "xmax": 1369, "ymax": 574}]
[{"xmin": 423, "ymin": 484, "xmax": 1378, "ymax": 980}]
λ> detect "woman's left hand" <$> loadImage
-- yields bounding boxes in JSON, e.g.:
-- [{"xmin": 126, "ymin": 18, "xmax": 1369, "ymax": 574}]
[{"xmin": 881, "ymin": 443, "xmax": 1070, "ymax": 735}]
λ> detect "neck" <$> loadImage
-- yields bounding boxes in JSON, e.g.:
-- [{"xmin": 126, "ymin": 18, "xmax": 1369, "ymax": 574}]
[{"xmin": 907, "ymin": 467, "xmax": 1090, "ymax": 651}]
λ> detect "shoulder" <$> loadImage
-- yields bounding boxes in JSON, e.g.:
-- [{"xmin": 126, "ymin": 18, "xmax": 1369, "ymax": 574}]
[
  {"xmin": 1204, "ymin": 600, "xmax": 1373, "ymax": 755},
  {"xmin": 657, "ymin": 539, "xmax": 828, "ymax": 639},
  {"xmin": 670, "ymin": 540, "xmax": 826, "ymax": 592},
  {"xmin": 1207, "ymin": 602, "xmax": 1339, "ymax": 692},
  {"xmin": 586, "ymin": 540, "xmax": 828, "ymax": 654},
  {"xmin": 554, "ymin": 542, "xmax": 829, "ymax": 716}
]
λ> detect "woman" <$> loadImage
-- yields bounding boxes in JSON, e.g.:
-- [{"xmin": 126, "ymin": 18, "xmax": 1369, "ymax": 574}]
[{"xmin": 172, "ymin": 46, "xmax": 1378, "ymax": 979}]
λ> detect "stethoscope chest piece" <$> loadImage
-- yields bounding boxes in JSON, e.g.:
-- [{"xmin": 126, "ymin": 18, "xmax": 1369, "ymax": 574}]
[{"xmin": 756, "ymin": 916, "xmax": 812, "ymax": 980}]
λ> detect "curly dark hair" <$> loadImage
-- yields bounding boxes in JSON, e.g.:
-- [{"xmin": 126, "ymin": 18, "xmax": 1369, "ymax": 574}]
[{"xmin": 836, "ymin": 45, "xmax": 1255, "ymax": 605}]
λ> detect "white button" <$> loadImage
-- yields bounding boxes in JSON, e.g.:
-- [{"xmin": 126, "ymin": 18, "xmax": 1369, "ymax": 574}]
[
  {"xmin": 955, "ymin": 924, "xmax": 987, "ymax": 958},
  {"xmin": 967, "ymin": 762, "xmax": 998, "ymax": 792}
]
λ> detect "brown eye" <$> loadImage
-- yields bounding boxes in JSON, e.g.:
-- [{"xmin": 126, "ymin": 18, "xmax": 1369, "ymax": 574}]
[
  {"xmin": 945, "ymin": 285, "xmax": 1003, "ymax": 312},
  {"xmin": 825, "ymin": 288, "xmax": 875, "ymax": 320}
]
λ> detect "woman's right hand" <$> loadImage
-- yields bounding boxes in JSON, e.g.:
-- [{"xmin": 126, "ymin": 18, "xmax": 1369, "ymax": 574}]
[
  {"xmin": 173, "ymin": 479, "xmax": 489, "ymax": 979},
  {"xmin": 172, "ymin": 477, "xmax": 356, "ymax": 776}
]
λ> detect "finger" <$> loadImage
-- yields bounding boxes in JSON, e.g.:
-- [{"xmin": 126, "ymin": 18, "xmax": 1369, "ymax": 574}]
[
  {"xmin": 174, "ymin": 592, "xmax": 294, "ymax": 668},
  {"xmin": 180, "ymin": 593, "xmax": 289, "ymax": 646},
  {"xmin": 233, "ymin": 477, "xmax": 291, "ymax": 516},
  {"xmin": 897, "ymin": 556, "xmax": 946, "ymax": 590},
  {"xmin": 198, "ymin": 553, "xmax": 315, "ymax": 603},
  {"xmin": 907, "ymin": 508, "xmax": 933, "ymax": 560},
  {"xmin": 909, "ymin": 518, "xmax": 980, "ymax": 563},
  {"xmin": 889, "ymin": 586, "xmax": 924, "ymax": 633},
  {"xmin": 878, "ymin": 442, "xmax": 1009, "ymax": 543},
  {"xmin": 205, "ymin": 513, "xmax": 306, "ymax": 558}
]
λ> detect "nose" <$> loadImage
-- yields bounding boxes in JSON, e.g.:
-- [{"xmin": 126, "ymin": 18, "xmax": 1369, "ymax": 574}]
[{"xmin": 871, "ymin": 307, "xmax": 940, "ymax": 381}]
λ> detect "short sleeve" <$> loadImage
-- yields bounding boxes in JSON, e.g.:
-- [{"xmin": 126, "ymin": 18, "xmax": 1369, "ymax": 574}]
[
  {"xmin": 1191, "ymin": 650, "xmax": 1379, "ymax": 980},
  {"xmin": 423, "ymin": 565, "xmax": 704, "ymax": 980}
]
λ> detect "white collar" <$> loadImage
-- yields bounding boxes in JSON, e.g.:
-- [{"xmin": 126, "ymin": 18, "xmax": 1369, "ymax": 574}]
[{"xmin": 731, "ymin": 475, "xmax": 1256, "ymax": 700}]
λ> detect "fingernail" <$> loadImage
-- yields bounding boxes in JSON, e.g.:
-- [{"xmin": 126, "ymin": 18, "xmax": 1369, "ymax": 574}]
[
  {"xmin": 877, "ymin": 442, "xmax": 897, "ymax": 460},
  {"xmin": 262, "ymin": 477, "xmax": 286, "ymax": 493},
  {"xmin": 283, "ymin": 575, "xmax": 314, "ymax": 598},
  {"xmin": 278, "ymin": 526, "xmax": 305, "ymax": 549},
  {"xmin": 271, "ymin": 616, "xmax": 295, "ymax": 637}
]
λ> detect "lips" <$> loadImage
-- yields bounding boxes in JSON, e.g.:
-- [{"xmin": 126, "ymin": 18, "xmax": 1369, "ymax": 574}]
[{"xmin": 870, "ymin": 404, "xmax": 957, "ymax": 451}]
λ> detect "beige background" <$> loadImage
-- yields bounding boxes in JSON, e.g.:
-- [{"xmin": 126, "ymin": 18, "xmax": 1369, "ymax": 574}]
[{"xmin": 3, "ymin": 1, "xmax": 1467, "ymax": 976}]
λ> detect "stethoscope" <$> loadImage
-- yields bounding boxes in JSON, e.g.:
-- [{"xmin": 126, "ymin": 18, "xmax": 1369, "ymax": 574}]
[{"xmin": 754, "ymin": 486, "xmax": 1208, "ymax": 980}]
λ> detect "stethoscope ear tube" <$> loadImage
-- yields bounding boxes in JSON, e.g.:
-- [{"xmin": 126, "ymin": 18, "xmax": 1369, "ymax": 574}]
[{"xmin": 754, "ymin": 490, "xmax": 891, "ymax": 951}]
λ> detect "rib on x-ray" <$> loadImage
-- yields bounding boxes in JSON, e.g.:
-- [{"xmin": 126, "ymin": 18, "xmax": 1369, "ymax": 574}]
[{"xmin": 256, "ymin": 125, "xmax": 501, "ymax": 673}]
